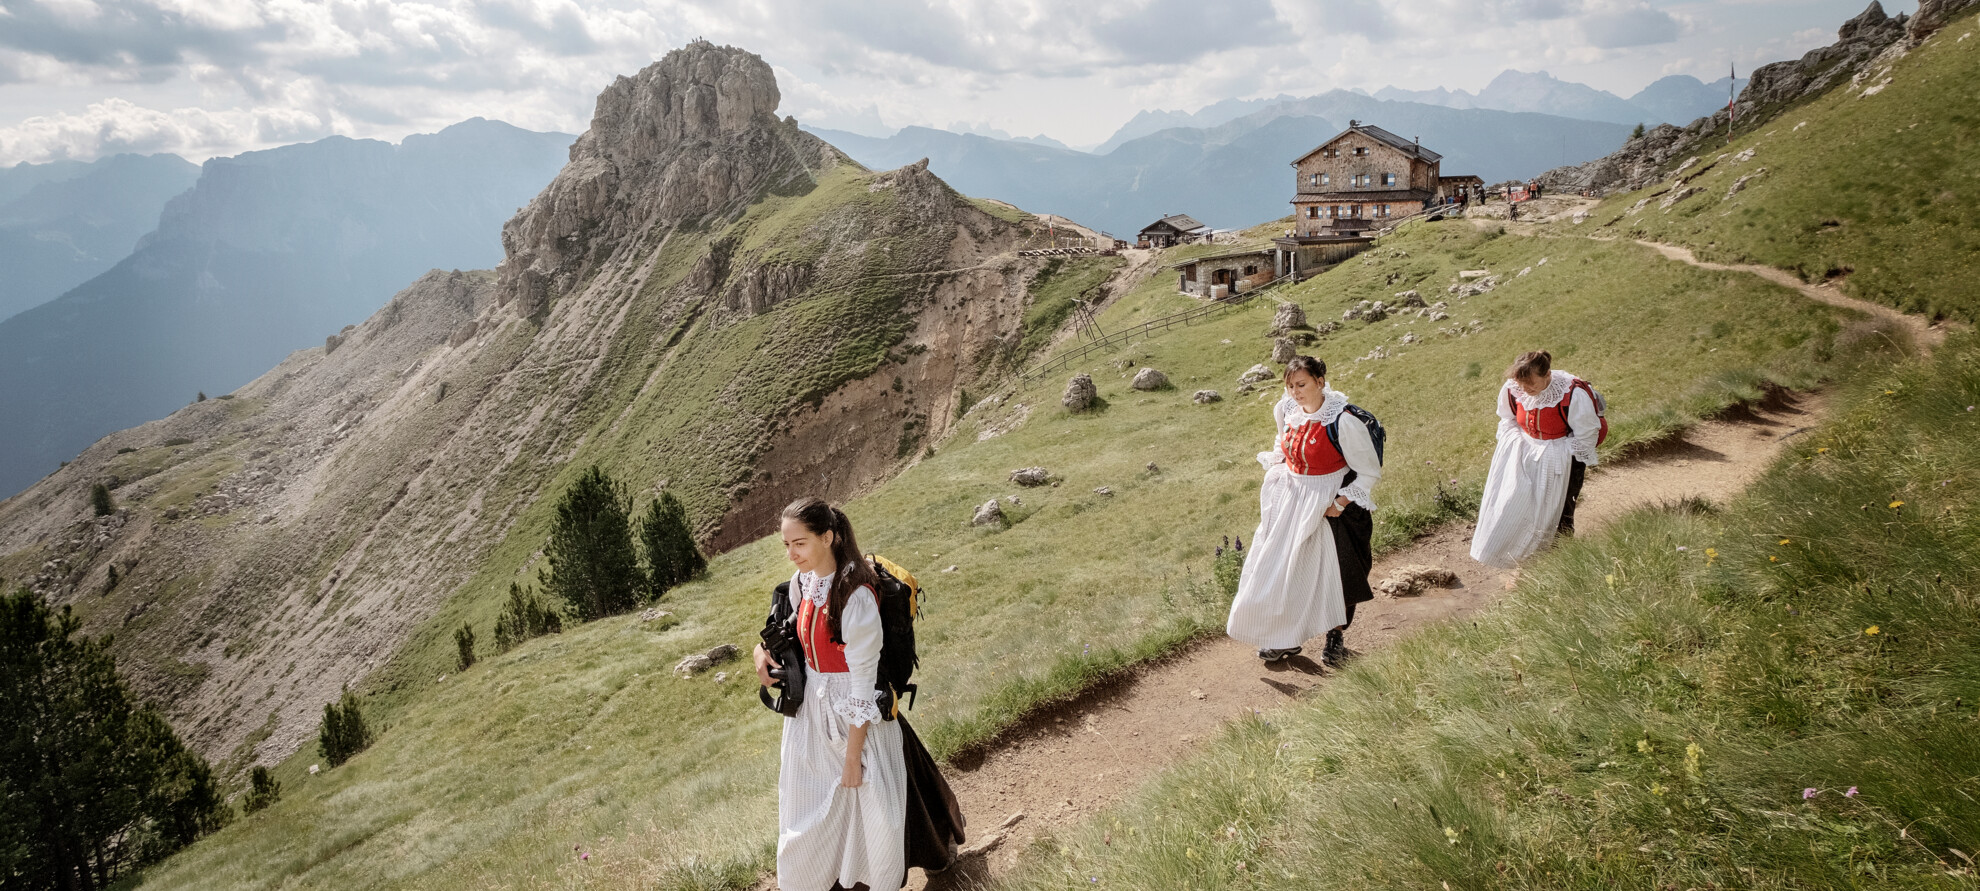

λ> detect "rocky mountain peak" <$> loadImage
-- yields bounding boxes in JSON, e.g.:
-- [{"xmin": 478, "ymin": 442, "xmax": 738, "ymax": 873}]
[{"xmin": 495, "ymin": 42, "xmax": 833, "ymax": 316}]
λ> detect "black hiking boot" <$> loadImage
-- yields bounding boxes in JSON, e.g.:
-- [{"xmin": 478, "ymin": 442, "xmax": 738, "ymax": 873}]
[
  {"xmin": 1258, "ymin": 646, "xmax": 1302, "ymax": 663},
  {"xmin": 1323, "ymin": 629, "xmax": 1350, "ymax": 667}
]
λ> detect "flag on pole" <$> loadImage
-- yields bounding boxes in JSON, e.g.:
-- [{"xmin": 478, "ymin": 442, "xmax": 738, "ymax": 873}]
[{"xmin": 1727, "ymin": 63, "xmax": 1737, "ymax": 144}]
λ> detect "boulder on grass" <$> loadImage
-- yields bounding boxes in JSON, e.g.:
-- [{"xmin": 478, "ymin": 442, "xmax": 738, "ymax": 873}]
[
  {"xmin": 1270, "ymin": 302, "xmax": 1307, "ymax": 333},
  {"xmin": 971, "ymin": 498, "xmax": 1006, "ymax": 527},
  {"xmin": 1130, "ymin": 367, "xmax": 1170, "ymax": 390},
  {"xmin": 1009, "ymin": 467, "xmax": 1051, "ymax": 486},
  {"xmin": 1062, "ymin": 373, "xmax": 1097, "ymax": 411},
  {"xmin": 1193, "ymin": 389, "xmax": 1222, "ymax": 404},
  {"xmin": 1375, "ymin": 564, "xmax": 1459, "ymax": 598},
  {"xmin": 1271, "ymin": 337, "xmax": 1297, "ymax": 364}
]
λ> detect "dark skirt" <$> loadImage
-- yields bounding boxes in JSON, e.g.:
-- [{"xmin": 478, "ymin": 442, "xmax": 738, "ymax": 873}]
[
  {"xmin": 900, "ymin": 716, "xmax": 965, "ymax": 877},
  {"xmin": 1328, "ymin": 502, "xmax": 1375, "ymax": 623}
]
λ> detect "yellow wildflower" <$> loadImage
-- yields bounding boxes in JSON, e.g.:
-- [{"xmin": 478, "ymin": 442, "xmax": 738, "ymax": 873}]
[
  {"xmin": 1705, "ymin": 547, "xmax": 1719, "ymax": 566},
  {"xmin": 1817, "ymin": 447, "xmax": 1829, "ymax": 454},
  {"xmin": 1890, "ymin": 500, "xmax": 1905, "ymax": 509},
  {"xmin": 1605, "ymin": 573, "xmax": 1617, "ymax": 588},
  {"xmin": 1638, "ymin": 738, "xmax": 1653, "ymax": 754},
  {"xmin": 1650, "ymin": 782, "xmax": 1667, "ymax": 797},
  {"xmin": 1769, "ymin": 555, "xmax": 1779, "ymax": 562},
  {"xmin": 1685, "ymin": 743, "xmax": 1703, "ymax": 780},
  {"xmin": 1779, "ymin": 538, "xmax": 1792, "ymax": 545},
  {"xmin": 1866, "ymin": 626, "xmax": 1881, "ymax": 636}
]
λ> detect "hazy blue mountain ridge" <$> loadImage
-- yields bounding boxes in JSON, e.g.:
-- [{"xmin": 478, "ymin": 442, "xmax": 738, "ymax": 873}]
[
  {"xmin": 0, "ymin": 117, "xmax": 573, "ymax": 498},
  {"xmin": 812, "ymin": 93, "xmax": 1627, "ymax": 236},
  {"xmin": 0, "ymin": 153, "xmax": 201, "ymax": 321}
]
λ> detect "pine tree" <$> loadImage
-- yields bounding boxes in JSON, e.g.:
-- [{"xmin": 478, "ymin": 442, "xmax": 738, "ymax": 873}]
[
  {"xmin": 454, "ymin": 623, "xmax": 477, "ymax": 671},
  {"xmin": 90, "ymin": 481, "xmax": 115, "ymax": 516},
  {"xmin": 317, "ymin": 686, "xmax": 374, "ymax": 768},
  {"xmin": 1630, "ymin": 122, "xmax": 1646, "ymax": 140},
  {"xmin": 242, "ymin": 766, "xmax": 282, "ymax": 814},
  {"xmin": 638, "ymin": 491, "xmax": 706, "ymax": 601},
  {"xmin": 0, "ymin": 587, "xmax": 232, "ymax": 887},
  {"xmin": 542, "ymin": 465, "xmax": 641, "ymax": 622},
  {"xmin": 493, "ymin": 582, "xmax": 561, "ymax": 653}
]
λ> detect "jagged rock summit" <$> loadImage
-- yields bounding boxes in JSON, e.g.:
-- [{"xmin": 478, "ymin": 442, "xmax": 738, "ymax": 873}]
[
  {"xmin": 0, "ymin": 40, "xmax": 1051, "ymax": 769},
  {"xmin": 498, "ymin": 42, "xmax": 830, "ymax": 316}
]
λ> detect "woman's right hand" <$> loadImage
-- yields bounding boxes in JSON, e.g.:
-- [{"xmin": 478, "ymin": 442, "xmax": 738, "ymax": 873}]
[{"xmin": 753, "ymin": 644, "xmax": 780, "ymax": 687}]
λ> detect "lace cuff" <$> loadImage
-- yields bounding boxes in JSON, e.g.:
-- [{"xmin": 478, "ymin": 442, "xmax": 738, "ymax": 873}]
[
  {"xmin": 833, "ymin": 690, "xmax": 883, "ymax": 727},
  {"xmin": 1570, "ymin": 440, "xmax": 1600, "ymax": 468},
  {"xmin": 1339, "ymin": 483, "xmax": 1376, "ymax": 511},
  {"xmin": 1256, "ymin": 450, "xmax": 1286, "ymax": 469}
]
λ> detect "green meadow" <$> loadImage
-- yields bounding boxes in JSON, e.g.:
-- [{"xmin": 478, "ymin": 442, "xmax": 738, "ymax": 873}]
[{"xmin": 139, "ymin": 211, "xmax": 1873, "ymax": 888}]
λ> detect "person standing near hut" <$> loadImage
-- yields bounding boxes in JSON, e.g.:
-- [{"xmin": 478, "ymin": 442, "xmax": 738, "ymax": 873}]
[
  {"xmin": 756, "ymin": 498, "xmax": 906, "ymax": 891},
  {"xmin": 1227, "ymin": 356, "xmax": 1383, "ymax": 663},
  {"xmin": 1470, "ymin": 350, "xmax": 1603, "ymax": 569}
]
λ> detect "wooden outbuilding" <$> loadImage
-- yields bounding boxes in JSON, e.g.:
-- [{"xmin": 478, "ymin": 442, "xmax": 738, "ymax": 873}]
[{"xmin": 1138, "ymin": 213, "xmax": 1212, "ymax": 248}]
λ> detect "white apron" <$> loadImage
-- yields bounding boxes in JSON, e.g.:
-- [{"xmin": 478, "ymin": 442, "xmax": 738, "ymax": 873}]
[{"xmin": 1470, "ymin": 372, "xmax": 1601, "ymax": 568}]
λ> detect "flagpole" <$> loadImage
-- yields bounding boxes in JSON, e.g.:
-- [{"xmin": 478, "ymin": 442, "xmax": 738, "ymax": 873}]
[{"xmin": 1727, "ymin": 63, "xmax": 1736, "ymax": 146}]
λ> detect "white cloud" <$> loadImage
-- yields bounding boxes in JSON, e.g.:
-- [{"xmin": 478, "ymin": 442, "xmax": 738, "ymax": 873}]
[
  {"xmin": 0, "ymin": 97, "xmax": 329, "ymax": 162},
  {"xmin": 0, "ymin": 0, "xmax": 1906, "ymax": 163}
]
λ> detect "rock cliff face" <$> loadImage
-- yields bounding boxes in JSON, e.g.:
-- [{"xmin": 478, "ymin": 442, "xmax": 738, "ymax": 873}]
[
  {"xmin": 1539, "ymin": 2, "xmax": 1949, "ymax": 195},
  {"xmin": 497, "ymin": 43, "xmax": 830, "ymax": 317},
  {"xmin": 0, "ymin": 41, "xmax": 1050, "ymax": 769}
]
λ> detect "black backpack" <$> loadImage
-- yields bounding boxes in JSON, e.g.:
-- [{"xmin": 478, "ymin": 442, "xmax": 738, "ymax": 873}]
[
  {"xmin": 1324, "ymin": 403, "xmax": 1386, "ymax": 489},
  {"xmin": 865, "ymin": 555, "xmax": 923, "ymax": 720}
]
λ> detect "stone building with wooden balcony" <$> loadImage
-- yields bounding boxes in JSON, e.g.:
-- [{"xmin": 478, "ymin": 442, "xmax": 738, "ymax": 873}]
[{"xmin": 1269, "ymin": 121, "xmax": 1475, "ymax": 280}]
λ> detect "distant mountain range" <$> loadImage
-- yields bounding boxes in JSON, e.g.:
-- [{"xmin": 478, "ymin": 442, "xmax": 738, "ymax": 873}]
[
  {"xmin": 811, "ymin": 91, "xmax": 1629, "ymax": 236},
  {"xmin": 1075, "ymin": 70, "xmax": 1738, "ymax": 157},
  {"xmin": 0, "ymin": 118, "xmax": 572, "ymax": 497},
  {"xmin": 1374, "ymin": 70, "xmax": 1746, "ymax": 127},
  {"xmin": 0, "ymin": 154, "xmax": 202, "ymax": 322}
]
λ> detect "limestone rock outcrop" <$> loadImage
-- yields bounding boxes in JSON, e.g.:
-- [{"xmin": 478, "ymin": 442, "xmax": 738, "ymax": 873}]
[{"xmin": 496, "ymin": 42, "xmax": 833, "ymax": 317}]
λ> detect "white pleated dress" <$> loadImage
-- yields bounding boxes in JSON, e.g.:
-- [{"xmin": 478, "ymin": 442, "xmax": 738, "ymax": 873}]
[
  {"xmin": 776, "ymin": 571, "xmax": 906, "ymax": 891},
  {"xmin": 1226, "ymin": 389, "xmax": 1383, "ymax": 650},
  {"xmin": 1470, "ymin": 371, "xmax": 1602, "ymax": 569}
]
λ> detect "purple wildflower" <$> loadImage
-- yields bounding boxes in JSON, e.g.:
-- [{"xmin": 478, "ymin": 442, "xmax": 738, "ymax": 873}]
[
  {"xmin": 1846, "ymin": 786, "xmax": 1859, "ymax": 798},
  {"xmin": 1802, "ymin": 788, "xmax": 1819, "ymax": 800}
]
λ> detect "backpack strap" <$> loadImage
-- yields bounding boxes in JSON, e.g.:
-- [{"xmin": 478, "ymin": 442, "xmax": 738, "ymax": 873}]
[{"xmin": 1557, "ymin": 379, "xmax": 1589, "ymax": 437}]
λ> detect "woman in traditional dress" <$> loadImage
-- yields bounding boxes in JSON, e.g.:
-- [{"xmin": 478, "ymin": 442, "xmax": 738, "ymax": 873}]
[
  {"xmin": 1470, "ymin": 350, "xmax": 1601, "ymax": 569},
  {"xmin": 1227, "ymin": 356, "xmax": 1383, "ymax": 663},
  {"xmin": 754, "ymin": 498, "xmax": 905, "ymax": 891}
]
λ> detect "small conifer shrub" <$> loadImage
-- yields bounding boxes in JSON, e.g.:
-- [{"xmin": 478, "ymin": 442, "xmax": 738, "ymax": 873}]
[
  {"xmin": 242, "ymin": 766, "xmax": 281, "ymax": 813},
  {"xmin": 317, "ymin": 687, "xmax": 373, "ymax": 768},
  {"xmin": 638, "ymin": 491, "xmax": 706, "ymax": 601},
  {"xmin": 90, "ymin": 481, "xmax": 114, "ymax": 516},
  {"xmin": 493, "ymin": 582, "xmax": 562, "ymax": 653},
  {"xmin": 454, "ymin": 623, "xmax": 477, "ymax": 671}
]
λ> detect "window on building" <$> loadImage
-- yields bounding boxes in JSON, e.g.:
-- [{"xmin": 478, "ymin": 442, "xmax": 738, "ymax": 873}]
[
  {"xmin": 1383, "ymin": 172, "xmax": 1397, "ymax": 186},
  {"xmin": 1306, "ymin": 206, "xmax": 1318, "ymax": 219},
  {"xmin": 1309, "ymin": 173, "xmax": 1319, "ymax": 186},
  {"xmin": 1380, "ymin": 204, "xmax": 1391, "ymax": 216},
  {"xmin": 1354, "ymin": 146, "xmax": 1367, "ymax": 156},
  {"xmin": 1320, "ymin": 173, "xmax": 1330, "ymax": 185}
]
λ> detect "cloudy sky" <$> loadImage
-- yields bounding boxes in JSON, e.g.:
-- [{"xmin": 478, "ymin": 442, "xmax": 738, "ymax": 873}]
[{"xmin": 0, "ymin": 0, "xmax": 1908, "ymax": 165}]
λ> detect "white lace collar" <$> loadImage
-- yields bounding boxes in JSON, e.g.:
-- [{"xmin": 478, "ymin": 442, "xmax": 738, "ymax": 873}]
[
  {"xmin": 796, "ymin": 569, "xmax": 836, "ymax": 607},
  {"xmin": 1282, "ymin": 387, "xmax": 1348, "ymax": 426},
  {"xmin": 1509, "ymin": 370, "xmax": 1575, "ymax": 410}
]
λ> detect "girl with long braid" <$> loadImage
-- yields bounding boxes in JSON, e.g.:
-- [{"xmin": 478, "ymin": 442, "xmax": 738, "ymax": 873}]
[{"xmin": 754, "ymin": 498, "xmax": 905, "ymax": 891}]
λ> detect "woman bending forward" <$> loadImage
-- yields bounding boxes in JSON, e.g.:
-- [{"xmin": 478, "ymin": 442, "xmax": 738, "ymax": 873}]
[
  {"xmin": 1470, "ymin": 350, "xmax": 1600, "ymax": 569},
  {"xmin": 757, "ymin": 498, "xmax": 906, "ymax": 891},
  {"xmin": 1226, "ymin": 356, "xmax": 1382, "ymax": 662}
]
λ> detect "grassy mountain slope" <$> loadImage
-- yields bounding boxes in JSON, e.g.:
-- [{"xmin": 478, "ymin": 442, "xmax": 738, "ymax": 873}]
[
  {"xmin": 131, "ymin": 201, "xmax": 1880, "ymax": 887},
  {"xmin": 993, "ymin": 332, "xmax": 1980, "ymax": 891},
  {"xmin": 0, "ymin": 46, "xmax": 1045, "ymax": 792},
  {"xmin": 1591, "ymin": 12, "xmax": 1980, "ymax": 322}
]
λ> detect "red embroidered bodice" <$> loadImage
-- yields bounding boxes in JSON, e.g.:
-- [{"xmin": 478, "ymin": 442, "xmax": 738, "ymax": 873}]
[
  {"xmin": 1508, "ymin": 388, "xmax": 1573, "ymax": 440},
  {"xmin": 1280, "ymin": 421, "xmax": 1347, "ymax": 475},
  {"xmin": 796, "ymin": 594, "xmax": 849, "ymax": 673}
]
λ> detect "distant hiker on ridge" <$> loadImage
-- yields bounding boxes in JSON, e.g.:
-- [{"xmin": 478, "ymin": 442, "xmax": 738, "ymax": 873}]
[
  {"xmin": 1470, "ymin": 350, "xmax": 1608, "ymax": 570},
  {"xmin": 1226, "ymin": 356, "xmax": 1384, "ymax": 665}
]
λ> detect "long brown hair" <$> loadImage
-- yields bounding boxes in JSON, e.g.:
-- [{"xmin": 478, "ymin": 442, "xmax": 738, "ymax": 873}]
[
  {"xmin": 1507, "ymin": 349, "xmax": 1552, "ymax": 382},
  {"xmin": 782, "ymin": 497, "xmax": 881, "ymax": 643}
]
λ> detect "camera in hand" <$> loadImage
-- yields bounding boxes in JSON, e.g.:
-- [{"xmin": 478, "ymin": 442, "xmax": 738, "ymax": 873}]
[{"xmin": 758, "ymin": 616, "xmax": 805, "ymax": 717}]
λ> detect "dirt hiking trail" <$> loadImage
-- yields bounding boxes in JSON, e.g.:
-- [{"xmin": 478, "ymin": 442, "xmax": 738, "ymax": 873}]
[
  {"xmin": 754, "ymin": 206, "xmax": 1916, "ymax": 890},
  {"xmin": 887, "ymin": 391, "xmax": 1829, "ymax": 890}
]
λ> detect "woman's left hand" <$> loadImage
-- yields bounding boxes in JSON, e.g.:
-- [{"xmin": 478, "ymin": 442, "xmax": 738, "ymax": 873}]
[
  {"xmin": 840, "ymin": 759, "xmax": 865, "ymax": 788},
  {"xmin": 1325, "ymin": 497, "xmax": 1346, "ymax": 518}
]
